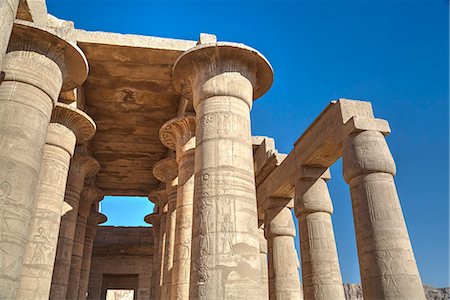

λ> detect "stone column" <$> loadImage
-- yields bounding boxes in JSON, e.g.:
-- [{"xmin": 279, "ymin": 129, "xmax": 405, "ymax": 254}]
[
  {"xmin": 259, "ymin": 226, "xmax": 269, "ymax": 300},
  {"xmin": 343, "ymin": 127, "xmax": 425, "ymax": 299},
  {"xmin": 294, "ymin": 167, "xmax": 345, "ymax": 300},
  {"xmin": 17, "ymin": 103, "xmax": 96, "ymax": 299},
  {"xmin": 265, "ymin": 202, "xmax": 303, "ymax": 300},
  {"xmin": 153, "ymin": 158, "xmax": 178, "ymax": 299},
  {"xmin": 173, "ymin": 42, "xmax": 273, "ymax": 299},
  {"xmin": 0, "ymin": 21, "xmax": 88, "ymax": 299},
  {"xmin": 67, "ymin": 186, "xmax": 104, "ymax": 300},
  {"xmin": 50, "ymin": 155, "xmax": 100, "ymax": 300},
  {"xmin": 149, "ymin": 189, "xmax": 168, "ymax": 299},
  {"xmin": 0, "ymin": 0, "xmax": 20, "ymax": 74},
  {"xmin": 144, "ymin": 211, "xmax": 160, "ymax": 299},
  {"xmin": 159, "ymin": 114, "xmax": 196, "ymax": 299},
  {"xmin": 78, "ymin": 209, "xmax": 107, "ymax": 300}
]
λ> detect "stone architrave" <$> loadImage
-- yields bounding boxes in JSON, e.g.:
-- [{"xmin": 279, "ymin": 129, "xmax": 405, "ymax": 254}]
[
  {"xmin": 294, "ymin": 167, "xmax": 345, "ymax": 300},
  {"xmin": 0, "ymin": 0, "xmax": 20, "ymax": 74},
  {"xmin": 259, "ymin": 226, "xmax": 269, "ymax": 300},
  {"xmin": 265, "ymin": 201, "xmax": 303, "ymax": 300},
  {"xmin": 172, "ymin": 42, "xmax": 273, "ymax": 299},
  {"xmin": 17, "ymin": 103, "xmax": 96, "ymax": 300},
  {"xmin": 49, "ymin": 155, "xmax": 100, "ymax": 300},
  {"xmin": 159, "ymin": 114, "xmax": 196, "ymax": 300},
  {"xmin": 67, "ymin": 186, "xmax": 104, "ymax": 299},
  {"xmin": 149, "ymin": 189, "xmax": 168, "ymax": 299},
  {"xmin": 78, "ymin": 209, "xmax": 107, "ymax": 300},
  {"xmin": 144, "ymin": 211, "xmax": 160, "ymax": 300},
  {"xmin": 153, "ymin": 158, "xmax": 178, "ymax": 300},
  {"xmin": 343, "ymin": 127, "xmax": 426, "ymax": 300},
  {"xmin": 0, "ymin": 21, "xmax": 88, "ymax": 299}
]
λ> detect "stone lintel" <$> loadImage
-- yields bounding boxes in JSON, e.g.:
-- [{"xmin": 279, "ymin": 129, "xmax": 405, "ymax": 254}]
[
  {"xmin": 253, "ymin": 136, "xmax": 287, "ymax": 187},
  {"xmin": 197, "ymin": 33, "xmax": 217, "ymax": 45},
  {"xmin": 298, "ymin": 166, "xmax": 331, "ymax": 180},
  {"xmin": 152, "ymin": 157, "xmax": 178, "ymax": 183},
  {"xmin": 343, "ymin": 116, "xmax": 391, "ymax": 136},
  {"xmin": 9, "ymin": 20, "xmax": 88, "ymax": 91},
  {"xmin": 262, "ymin": 197, "xmax": 293, "ymax": 211},
  {"xmin": 51, "ymin": 103, "xmax": 96, "ymax": 143}
]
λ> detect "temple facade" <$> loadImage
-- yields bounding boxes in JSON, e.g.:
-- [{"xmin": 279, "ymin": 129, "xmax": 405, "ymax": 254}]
[{"xmin": 0, "ymin": 1, "xmax": 426, "ymax": 299}]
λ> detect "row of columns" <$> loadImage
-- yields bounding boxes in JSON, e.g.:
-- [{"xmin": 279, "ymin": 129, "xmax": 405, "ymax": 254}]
[
  {"xmin": 0, "ymin": 18, "xmax": 107, "ymax": 299},
  {"xmin": 145, "ymin": 41, "xmax": 425, "ymax": 300}
]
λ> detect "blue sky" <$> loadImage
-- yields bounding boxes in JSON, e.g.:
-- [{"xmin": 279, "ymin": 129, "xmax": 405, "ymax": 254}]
[{"xmin": 47, "ymin": 0, "xmax": 449, "ymax": 287}]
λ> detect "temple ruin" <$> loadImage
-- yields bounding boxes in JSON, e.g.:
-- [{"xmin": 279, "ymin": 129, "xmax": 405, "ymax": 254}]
[{"xmin": 0, "ymin": 1, "xmax": 426, "ymax": 299}]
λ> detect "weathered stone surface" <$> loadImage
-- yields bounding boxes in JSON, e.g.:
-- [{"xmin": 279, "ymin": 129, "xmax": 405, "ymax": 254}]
[
  {"xmin": 173, "ymin": 42, "xmax": 273, "ymax": 299},
  {"xmin": 343, "ymin": 284, "xmax": 449, "ymax": 300},
  {"xmin": 0, "ymin": 0, "xmax": 19, "ymax": 74}
]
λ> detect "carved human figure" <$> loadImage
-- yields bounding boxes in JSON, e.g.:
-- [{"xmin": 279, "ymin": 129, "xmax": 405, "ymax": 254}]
[
  {"xmin": 265, "ymin": 203, "xmax": 303, "ymax": 300},
  {"xmin": 294, "ymin": 167, "xmax": 345, "ymax": 300},
  {"xmin": 159, "ymin": 114, "xmax": 196, "ymax": 300},
  {"xmin": 173, "ymin": 41, "xmax": 273, "ymax": 299},
  {"xmin": 343, "ymin": 129, "xmax": 425, "ymax": 299},
  {"xmin": 0, "ymin": 21, "xmax": 88, "ymax": 299}
]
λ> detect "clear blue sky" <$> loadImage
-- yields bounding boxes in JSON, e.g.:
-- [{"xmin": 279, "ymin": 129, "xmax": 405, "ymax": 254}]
[{"xmin": 47, "ymin": 0, "xmax": 449, "ymax": 287}]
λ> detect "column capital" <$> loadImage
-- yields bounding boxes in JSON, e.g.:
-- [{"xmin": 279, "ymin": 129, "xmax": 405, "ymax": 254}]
[
  {"xmin": 51, "ymin": 103, "xmax": 96, "ymax": 143},
  {"xmin": 172, "ymin": 42, "xmax": 273, "ymax": 108},
  {"xmin": 148, "ymin": 189, "xmax": 168, "ymax": 207},
  {"xmin": 6, "ymin": 20, "xmax": 88, "ymax": 96},
  {"xmin": 79, "ymin": 186, "xmax": 104, "ymax": 216},
  {"xmin": 264, "ymin": 205, "xmax": 296, "ymax": 239},
  {"xmin": 159, "ymin": 114, "xmax": 196, "ymax": 158},
  {"xmin": 144, "ymin": 212, "xmax": 160, "ymax": 226},
  {"xmin": 70, "ymin": 154, "xmax": 101, "ymax": 178},
  {"xmin": 153, "ymin": 157, "xmax": 178, "ymax": 183}
]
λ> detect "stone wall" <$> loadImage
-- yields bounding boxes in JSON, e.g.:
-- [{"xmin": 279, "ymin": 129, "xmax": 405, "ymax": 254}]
[{"xmin": 88, "ymin": 226, "xmax": 154, "ymax": 300}]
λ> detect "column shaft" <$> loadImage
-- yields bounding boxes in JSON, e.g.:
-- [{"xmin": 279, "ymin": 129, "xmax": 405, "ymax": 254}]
[
  {"xmin": 259, "ymin": 226, "xmax": 269, "ymax": 300},
  {"xmin": 295, "ymin": 169, "xmax": 345, "ymax": 300},
  {"xmin": 49, "ymin": 156, "xmax": 99, "ymax": 300},
  {"xmin": 67, "ymin": 187, "xmax": 103, "ymax": 300},
  {"xmin": 150, "ymin": 221, "xmax": 160, "ymax": 299},
  {"xmin": 265, "ymin": 205, "xmax": 302, "ymax": 300},
  {"xmin": 159, "ymin": 205, "xmax": 168, "ymax": 296},
  {"xmin": 0, "ymin": 41, "xmax": 61, "ymax": 299},
  {"xmin": 0, "ymin": 0, "xmax": 19, "ymax": 72},
  {"xmin": 17, "ymin": 125, "xmax": 75, "ymax": 299},
  {"xmin": 162, "ymin": 184, "xmax": 177, "ymax": 299},
  {"xmin": 343, "ymin": 130, "xmax": 425, "ymax": 299}
]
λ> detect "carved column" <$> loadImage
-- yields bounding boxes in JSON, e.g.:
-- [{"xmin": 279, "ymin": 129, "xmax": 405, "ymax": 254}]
[
  {"xmin": 160, "ymin": 114, "xmax": 196, "ymax": 299},
  {"xmin": 0, "ymin": 21, "xmax": 87, "ymax": 298},
  {"xmin": 149, "ymin": 189, "xmax": 168, "ymax": 299},
  {"xmin": 50, "ymin": 155, "xmax": 100, "ymax": 300},
  {"xmin": 265, "ymin": 201, "xmax": 303, "ymax": 300},
  {"xmin": 78, "ymin": 209, "xmax": 107, "ymax": 300},
  {"xmin": 294, "ymin": 167, "xmax": 345, "ymax": 300},
  {"xmin": 343, "ymin": 126, "xmax": 425, "ymax": 299},
  {"xmin": 17, "ymin": 104, "xmax": 96, "ymax": 299},
  {"xmin": 173, "ymin": 42, "xmax": 273, "ymax": 299},
  {"xmin": 67, "ymin": 186, "xmax": 104, "ymax": 299},
  {"xmin": 153, "ymin": 158, "xmax": 178, "ymax": 299},
  {"xmin": 144, "ymin": 211, "xmax": 160, "ymax": 300},
  {"xmin": 0, "ymin": 0, "xmax": 19, "ymax": 73},
  {"xmin": 259, "ymin": 225, "xmax": 269, "ymax": 300}
]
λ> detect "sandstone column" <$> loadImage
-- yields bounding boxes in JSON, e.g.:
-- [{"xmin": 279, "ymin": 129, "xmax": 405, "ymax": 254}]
[
  {"xmin": 0, "ymin": 0, "xmax": 20, "ymax": 74},
  {"xmin": 67, "ymin": 186, "xmax": 104, "ymax": 299},
  {"xmin": 78, "ymin": 209, "xmax": 107, "ymax": 300},
  {"xmin": 265, "ymin": 201, "xmax": 302, "ymax": 300},
  {"xmin": 153, "ymin": 158, "xmax": 178, "ymax": 299},
  {"xmin": 0, "ymin": 21, "xmax": 88, "ymax": 299},
  {"xmin": 343, "ymin": 127, "xmax": 425, "ymax": 299},
  {"xmin": 149, "ymin": 189, "xmax": 168, "ymax": 299},
  {"xmin": 259, "ymin": 226, "xmax": 269, "ymax": 300},
  {"xmin": 17, "ymin": 103, "xmax": 96, "ymax": 299},
  {"xmin": 144, "ymin": 211, "xmax": 160, "ymax": 300},
  {"xmin": 50, "ymin": 155, "xmax": 100, "ymax": 300},
  {"xmin": 159, "ymin": 114, "xmax": 196, "ymax": 299},
  {"xmin": 173, "ymin": 42, "xmax": 273, "ymax": 299},
  {"xmin": 294, "ymin": 167, "xmax": 345, "ymax": 300}
]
